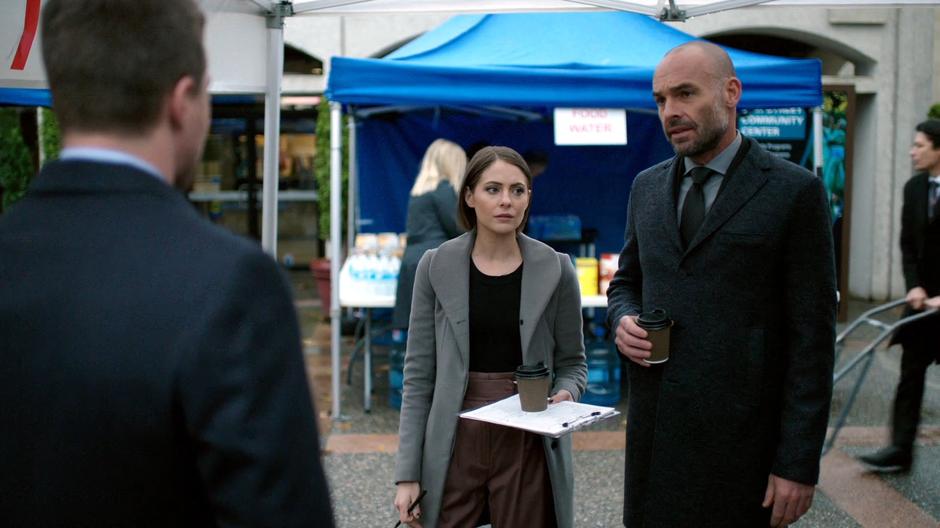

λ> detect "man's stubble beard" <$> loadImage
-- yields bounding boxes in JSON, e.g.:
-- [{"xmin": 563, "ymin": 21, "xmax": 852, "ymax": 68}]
[{"xmin": 669, "ymin": 97, "xmax": 729, "ymax": 159}]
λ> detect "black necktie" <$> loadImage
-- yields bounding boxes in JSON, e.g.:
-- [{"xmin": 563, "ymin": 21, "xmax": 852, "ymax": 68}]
[
  {"xmin": 680, "ymin": 167, "xmax": 714, "ymax": 247},
  {"xmin": 930, "ymin": 180, "xmax": 939, "ymax": 221}
]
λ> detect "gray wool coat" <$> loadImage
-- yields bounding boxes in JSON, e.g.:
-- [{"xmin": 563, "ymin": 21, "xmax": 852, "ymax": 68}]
[
  {"xmin": 395, "ymin": 231, "xmax": 587, "ymax": 528},
  {"xmin": 607, "ymin": 137, "xmax": 837, "ymax": 527}
]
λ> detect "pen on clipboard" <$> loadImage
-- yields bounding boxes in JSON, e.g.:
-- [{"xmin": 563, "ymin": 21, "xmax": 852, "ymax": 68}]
[
  {"xmin": 562, "ymin": 411, "xmax": 602, "ymax": 428},
  {"xmin": 394, "ymin": 489, "xmax": 427, "ymax": 527}
]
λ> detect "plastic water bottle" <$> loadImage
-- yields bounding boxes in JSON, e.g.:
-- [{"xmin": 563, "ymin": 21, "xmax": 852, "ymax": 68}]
[
  {"xmin": 364, "ymin": 254, "xmax": 380, "ymax": 296},
  {"xmin": 582, "ymin": 326, "xmax": 621, "ymax": 406},
  {"xmin": 377, "ymin": 254, "xmax": 396, "ymax": 297}
]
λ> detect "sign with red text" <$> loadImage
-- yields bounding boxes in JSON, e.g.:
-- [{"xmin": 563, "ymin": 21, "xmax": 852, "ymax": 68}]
[
  {"xmin": 0, "ymin": 1, "xmax": 269, "ymax": 93},
  {"xmin": 553, "ymin": 108, "xmax": 627, "ymax": 146},
  {"xmin": 1, "ymin": 0, "xmax": 45, "ymax": 88}
]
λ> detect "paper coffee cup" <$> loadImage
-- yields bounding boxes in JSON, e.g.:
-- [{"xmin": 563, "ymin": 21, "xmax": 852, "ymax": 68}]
[
  {"xmin": 636, "ymin": 309, "xmax": 673, "ymax": 364},
  {"xmin": 515, "ymin": 364, "xmax": 551, "ymax": 412}
]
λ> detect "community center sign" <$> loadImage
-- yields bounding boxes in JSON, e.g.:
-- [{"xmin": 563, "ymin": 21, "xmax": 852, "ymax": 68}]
[
  {"xmin": 738, "ymin": 107, "xmax": 806, "ymax": 140},
  {"xmin": 553, "ymin": 108, "xmax": 628, "ymax": 146}
]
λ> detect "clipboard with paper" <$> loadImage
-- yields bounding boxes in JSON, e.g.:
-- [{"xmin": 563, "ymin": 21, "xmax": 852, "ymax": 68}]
[{"xmin": 458, "ymin": 394, "xmax": 619, "ymax": 438}]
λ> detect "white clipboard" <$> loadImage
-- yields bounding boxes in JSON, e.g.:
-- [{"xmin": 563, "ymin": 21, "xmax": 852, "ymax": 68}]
[{"xmin": 459, "ymin": 394, "xmax": 619, "ymax": 438}]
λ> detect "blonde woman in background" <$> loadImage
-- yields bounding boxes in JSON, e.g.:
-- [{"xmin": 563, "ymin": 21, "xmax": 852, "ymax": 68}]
[{"xmin": 392, "ymin": 139, "xmax": 468, "ymax": 330}]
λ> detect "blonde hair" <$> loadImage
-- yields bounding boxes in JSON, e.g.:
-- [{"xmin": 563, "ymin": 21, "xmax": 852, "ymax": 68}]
[{"xmin": 410, "ymin": 139, "xmax": 467, "ymax": 196}]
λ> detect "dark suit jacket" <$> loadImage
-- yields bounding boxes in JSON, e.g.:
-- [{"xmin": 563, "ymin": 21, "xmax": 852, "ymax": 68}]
[
  {"xmin": 891, "ymin": 172, "xmax": 940, "ymax": 357},
  {"xmin": 607, "ymin": 137, "xmax": 836, "ymax": 527},
  {"xmin": 392, "ymin": 181, "xmax": 463, "ymax": 328},
  {"xmin": 0, "ymin": 160, "xmax": 333, "ymax": 527}
]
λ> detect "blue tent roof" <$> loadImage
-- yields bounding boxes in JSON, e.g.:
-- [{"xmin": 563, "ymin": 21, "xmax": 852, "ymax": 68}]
[
  {"xmin": 0, "ymin": 88, "xmax": 51, "ymax": 107},
  {"xmin": 327, "ymin": 12, "xmax": 822, "ymax": 109}
]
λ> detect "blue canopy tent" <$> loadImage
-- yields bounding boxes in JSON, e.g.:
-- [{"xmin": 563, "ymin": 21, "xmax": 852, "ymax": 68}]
[
  {"xmin": 326, "ymin": 11, "xmax": 823, "ymax": 257},
  {"xmin": 329, "ymin": 12, "xmax": 821, "ymax": 108},
  {"xmin": 0, "ymin": 88, "xmax": 50, "ymax": 107}
]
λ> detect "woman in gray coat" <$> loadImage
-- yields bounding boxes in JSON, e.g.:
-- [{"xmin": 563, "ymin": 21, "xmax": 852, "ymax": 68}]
[{"xmin": 393, "ymin": 147, "xmax": 586, "ymax": 528}]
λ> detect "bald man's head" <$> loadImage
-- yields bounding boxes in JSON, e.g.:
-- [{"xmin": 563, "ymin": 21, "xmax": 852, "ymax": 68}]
[
  {"xmin": 663, "ymin": 41, "xmax": 736, "ymax": 88},
  {"xmin": 652, "ymin": 40, "xmax": 742, "ymax": 163}
]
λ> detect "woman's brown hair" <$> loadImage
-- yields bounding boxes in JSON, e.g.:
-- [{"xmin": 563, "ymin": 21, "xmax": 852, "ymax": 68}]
[{"xmin": 457, "ymin": 146, "xmax": 533, "ymax": 232}]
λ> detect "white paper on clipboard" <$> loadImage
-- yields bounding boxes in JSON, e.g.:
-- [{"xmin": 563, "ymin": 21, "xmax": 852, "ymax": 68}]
[{"xmin": 459, "ymin": 394, "xmax": 619, "ymax": 438}]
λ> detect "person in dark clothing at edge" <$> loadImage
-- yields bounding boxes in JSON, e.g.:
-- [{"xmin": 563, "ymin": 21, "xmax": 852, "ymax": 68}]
[
  {"xmin": 858, "ymin": 119, "xmax": 940, "ymax": 473},
  {"xmin": 0, "ymin": 1, "xmax": 333, "ymax": 526}
]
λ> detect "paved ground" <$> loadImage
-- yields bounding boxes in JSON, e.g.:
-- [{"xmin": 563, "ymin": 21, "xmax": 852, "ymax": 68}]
[{"xmin": 291, "ymin": 272, "xmax": 940, "ymax": 527}]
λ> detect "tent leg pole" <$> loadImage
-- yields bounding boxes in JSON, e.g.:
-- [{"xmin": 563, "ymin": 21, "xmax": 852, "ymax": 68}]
[
  {"xmin": 261, "ymin": 18, "xmax": 284, "ymax": 256},
  {"xmin": 345, "ymin": 114, "xmax": 357, "ymax": 318},
  {"xmin": 347, "ymin": 114, "xmax": 357, "ymax": 264},
  {"xmin": 813, "ymin": 106, "xmax": 824, "ymax": 179},
  {"xmin": 330, "ymin": 102, "xmax": 345, "ymax": 421}
]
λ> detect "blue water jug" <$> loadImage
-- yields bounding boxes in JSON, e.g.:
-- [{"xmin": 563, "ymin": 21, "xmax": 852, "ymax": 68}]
[
  {"xmin": 388, "ymin": 331, "xmax": 406, "ymax": 409},
  {"xmin": 581, "ymin": 328, "xmax": 621, "ymax": 406}
]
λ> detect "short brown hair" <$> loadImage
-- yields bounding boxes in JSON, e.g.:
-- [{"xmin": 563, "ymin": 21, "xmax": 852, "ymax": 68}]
[
  {"xmin": 41, "ymin": 0, "xmax": 206, "ymax": 135},
  {"xmin": 458, "ymin": 146, "xmax": 533, "ymax": 232}
]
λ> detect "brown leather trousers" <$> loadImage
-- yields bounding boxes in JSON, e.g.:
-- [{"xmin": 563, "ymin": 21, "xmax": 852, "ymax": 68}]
[{"xmin": 438, "ymin": 372, "xmax": 557, "ymax": 528}]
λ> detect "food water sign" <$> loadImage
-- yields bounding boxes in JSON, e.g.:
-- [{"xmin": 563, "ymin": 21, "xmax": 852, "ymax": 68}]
[{"xmin": 553, "ymin": 108, "xmax": 627, "ymax": 146}]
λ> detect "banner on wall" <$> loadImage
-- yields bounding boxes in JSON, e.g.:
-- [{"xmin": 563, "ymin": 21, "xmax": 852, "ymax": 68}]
[
  {"xmin": 738, "ymin": 107, "xmax": 809, "ymax": 166},
  {"xmin": 737, "ymin": 97, "xmax": 847, "ymax": 223},
  {"xmin": 819, "ymin": 91, "xmax": 848, "ymax": 222}
]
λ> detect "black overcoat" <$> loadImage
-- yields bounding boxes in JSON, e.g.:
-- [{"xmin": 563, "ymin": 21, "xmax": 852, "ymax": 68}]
[
  {"xmin": 890, "ymin": 172, "xmax": 940, "ymax": 362},
  {"xmin": 0, "ymin": 160, "xmax": 333, "ymax": 527},
  {"xmin": 607, "ymin": 137, "xmax": 837, "ymax": 527}
]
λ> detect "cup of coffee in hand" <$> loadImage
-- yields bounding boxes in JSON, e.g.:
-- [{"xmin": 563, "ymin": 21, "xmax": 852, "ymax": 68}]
[
  {"xmin": 636, "ymin": 309, "xmax": 673, "ymax": 364},
  {"xmin": 515, "ymin": 363, "xmax": 551, "ymax": 412}
]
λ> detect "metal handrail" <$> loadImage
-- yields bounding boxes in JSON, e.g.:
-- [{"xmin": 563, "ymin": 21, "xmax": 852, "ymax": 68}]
[{"xmin": 822, "ymin": 300, "xmax": 938, "ymax": 455}]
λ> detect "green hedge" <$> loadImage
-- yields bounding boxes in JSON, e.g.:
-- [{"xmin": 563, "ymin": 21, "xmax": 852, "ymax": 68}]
[
  {"xmin": 40, "ymin": 108, "xmax": 61, "ymax": 162},
  {"xmin": 929, "ymin": 103, "xmax": 940, "ymax": 120},
  {"xmin": 0, "ymin": 108, "xmax": 35, "ymax": 211}
]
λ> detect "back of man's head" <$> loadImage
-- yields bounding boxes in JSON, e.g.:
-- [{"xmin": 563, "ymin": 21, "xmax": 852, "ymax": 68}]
[
  {"xmin": 41, "ymin": 0, "xmax": 206, "ymax": 136},
  {"xmin": 916, "ymin": 119, "xmax": 940, "ymax": 149}
]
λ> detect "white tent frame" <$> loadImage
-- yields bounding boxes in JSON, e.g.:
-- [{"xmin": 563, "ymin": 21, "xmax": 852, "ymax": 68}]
[{"xmin": 5, "ymin": 0, "xmax": 935, "ymax": 419}]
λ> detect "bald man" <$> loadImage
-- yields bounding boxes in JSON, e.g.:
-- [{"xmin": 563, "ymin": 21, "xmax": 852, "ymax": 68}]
[{"xmin": 606, "ymin": 41, "xmax": 836, "ymax": 527}]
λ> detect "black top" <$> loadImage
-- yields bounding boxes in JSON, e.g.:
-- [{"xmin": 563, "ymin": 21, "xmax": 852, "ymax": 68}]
[{"xmin": 468, "ymin": 260, "xmax": 524, "ymax": 372}]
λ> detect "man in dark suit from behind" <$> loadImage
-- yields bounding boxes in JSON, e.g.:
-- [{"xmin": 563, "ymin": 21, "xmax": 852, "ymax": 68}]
[
  {"xmin": 0, "ymin": 1, "xmax": 333, "ymax": 526},
  {"xmin": 858, "ymin": 119, "xmax": 940, "ymax": 472},
  {"xmin": 607, "ymin": 41, "xmax": 836, "ymax": 528}
]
